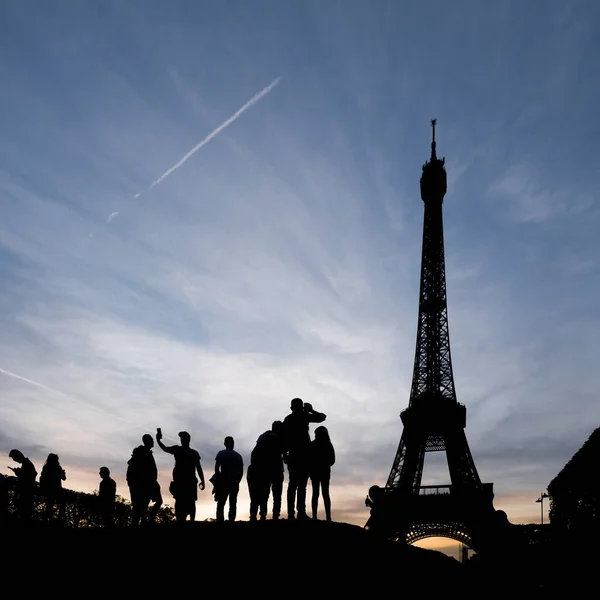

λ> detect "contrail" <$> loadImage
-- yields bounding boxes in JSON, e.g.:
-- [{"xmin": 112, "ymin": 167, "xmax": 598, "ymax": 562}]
[
  {"xmin": 0, "ymin": 366, "xmax": 179, "ymax": 443},
  {"xmin": 0, "ymin": 366, "xmax": 133, "ymax": 426},
  {"xmin": 107, "ymin": 77, "xmax": 282, "ymax": 222},
  {"xmin": 146, "ymin": 77, "xmax": 281, "ymax": 191}
]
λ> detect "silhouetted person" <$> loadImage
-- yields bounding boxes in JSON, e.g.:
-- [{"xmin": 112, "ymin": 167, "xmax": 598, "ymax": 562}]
[
  {"xmin": 157, "ymin": 430, "xmax": 205, "ymax": 522},
  {"xmin": 127, "ymin": 434, "xmax": 163, "ymax": 526},
  {"xmin": 8, "ymin": 449, "xmax": 37, "ymax": 521},
  {"xmin": 40, "ymin": 453, "xmax": 66, "ymax": 522},
  {"xmin": 248, "ymin": 421, "xmax": 285, "ymax": 520},
  {"xmin": 214, "ymin": 436, "xmax": 243, "ymax": 522},
  {"xmin": 309, "ymin": 426, "xmax": 335, "ymax": 521},
  {"xmin": 283, "ymin": 398, "xmax": 326, "ymax": 520},
  {"xmin": 98, "ymin": 466, "xmax": 116, "ymax": 527}
]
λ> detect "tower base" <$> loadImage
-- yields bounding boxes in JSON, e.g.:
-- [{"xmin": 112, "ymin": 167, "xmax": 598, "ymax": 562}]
[{"xmin": 366, "ymin": 483, "xmax": 506, "ymax": 553}]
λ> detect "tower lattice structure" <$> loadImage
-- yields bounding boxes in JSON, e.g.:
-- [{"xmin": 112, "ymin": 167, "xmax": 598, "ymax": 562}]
[{"xmin": 368, "ymin": 121, "xmax": 497, "ymax": 550}]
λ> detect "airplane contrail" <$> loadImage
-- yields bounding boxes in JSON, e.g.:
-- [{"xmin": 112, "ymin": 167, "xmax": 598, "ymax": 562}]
[
  {"xmin": 107, "ymin": 76, "xmax": 282, "ymax": 223},
  {"xmin": 0, "ymin": 366, "xmax": 133, "ymax": 426},
  {"xmin": 0, "ymin": 366, "xmax": 182, "ymax": 443}
]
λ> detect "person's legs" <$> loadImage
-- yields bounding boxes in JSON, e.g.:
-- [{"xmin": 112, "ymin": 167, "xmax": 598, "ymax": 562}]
[
  {"xmin": 287, "ymin": 468, "xmax": 298, "ymax": 519},
  {"xmin": 258, "ymin": 479, "xmax": 269, "ymax": 520},
  {"xmin": 45, "ymin": 495, "xmax": 55, "ymax": 521},
  {"xmin": 322, "ymin": 477, "xmax": 331, "ymax": 521},
  {"xmin": 175, "ymin": 499, "xmax": 186, "ymax": 522},
  {"xmin": 311, "ymin": 477, "xmax": 321, "ymax": 519},
  {"xmin": 228, "ymin": 483, "xmax": 239, "ymax": 521},
  {"xmin": 271, "ymin": 476, "xmax": 283, "ymax": 519},
  {"xmin": 248, "ymin": 478, "xmax": 258, "ymax": 520},
  {"xmin": 149, "ymin": 486, "xmax": 163, "ymax": 522},
  {"xmin": 57, "ymin": 492, "xmax": 65, "ymax": 522},
  {"xmin": 216, "ymin": 490, "xmax": 227, "ymax": 522},
  {"xmin": 296, "ymin": 464, "xmax": 309, "ymax": 518}
]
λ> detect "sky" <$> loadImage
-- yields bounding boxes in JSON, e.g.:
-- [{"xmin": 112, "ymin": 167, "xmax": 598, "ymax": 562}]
[{"xmin": 1, "ymin": 0, "xmax": 599, "ymax": 552}]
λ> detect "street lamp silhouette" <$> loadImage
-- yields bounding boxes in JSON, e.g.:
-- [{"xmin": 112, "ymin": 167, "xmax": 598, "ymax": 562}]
[{"xmin": 536, "ymin": 492, "xmax": 549, "ymax": 525}]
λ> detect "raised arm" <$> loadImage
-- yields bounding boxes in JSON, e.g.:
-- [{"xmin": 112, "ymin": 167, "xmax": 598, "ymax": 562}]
[
  {"xmin": 156, "ymin": 431, "xmax": 176, "ymax": 455},
  {"xmin": 304, "ymin": 403, "xmax": 326, "ymax": 424}
]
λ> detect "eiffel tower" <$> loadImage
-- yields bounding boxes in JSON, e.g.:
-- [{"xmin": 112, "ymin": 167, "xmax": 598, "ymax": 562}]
[{"xmin": 366, "ymin": 120, "xmax": 498, "ymax": 551}]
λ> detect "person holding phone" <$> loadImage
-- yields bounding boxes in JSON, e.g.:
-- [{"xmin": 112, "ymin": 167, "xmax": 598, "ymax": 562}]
[
  {"xmin": 8, "ymin": 449, "xmax": 37, "ymax": 521},
  {"xmin": 156, "ymin": 428, "xmax": 205, "ymax": 522}
]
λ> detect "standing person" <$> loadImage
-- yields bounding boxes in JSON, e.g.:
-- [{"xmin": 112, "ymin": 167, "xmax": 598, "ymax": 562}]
[
  {"xmin": 40, "ymin": 453, "xmax": 66, "ymax": 522},
  {"xmin": 214, "ymin": 436, "xmax": 243, "ymax": 523},
  {"xmin": 247, "ymin": 421, "xmax": 285, "ymax": 521},
  {"xmin": 157, "ymin": 430, "xmax": 205, "ymax": 522},
  {"xmin": 8, "ymin": 449, "xmax": 37, "ymax": 521},
  {"xmin": 309, "ymin": 426, "xmax": 335, "ymax": 521},
  {"xmin": 126, "ymin": 434, "xmax": 163, "ymax": 527},
  {"xmin": 98, "ymin": 466, "xmax": 116, "ymax": 527},
  {"xmin": 282, "ymin": 398, "xmax": 326, "ymax": 520}
]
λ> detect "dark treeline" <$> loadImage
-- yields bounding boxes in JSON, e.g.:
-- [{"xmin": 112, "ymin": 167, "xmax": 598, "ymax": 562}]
[
  {"xmin": 548, "ymin": 426, "xmax": 600, "ymax": 537},
  {"xmin": 0, "ymin": 473, "xmax": 175, "ymax": 527}
]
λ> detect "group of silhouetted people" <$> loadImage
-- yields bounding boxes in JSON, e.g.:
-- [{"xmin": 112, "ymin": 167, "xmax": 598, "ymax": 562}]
[
  {"xmin": 211, "ymin": 397, "xmax": 335, "ymax": 522},
  {"xmin": 4, "ymin": 397, "xmax": 336, "ymax": 526}
]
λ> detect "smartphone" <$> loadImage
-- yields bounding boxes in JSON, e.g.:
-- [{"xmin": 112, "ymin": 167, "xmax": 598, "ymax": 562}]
[{"xmin": 157, "ymin": 428, "xmax": 162, "ymax": 436}]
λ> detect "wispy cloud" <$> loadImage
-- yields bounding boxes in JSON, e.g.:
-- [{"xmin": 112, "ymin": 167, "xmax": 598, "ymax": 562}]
[{"xmin": 488, "ymin": 164, "xmax": 594, "ymax": 223}]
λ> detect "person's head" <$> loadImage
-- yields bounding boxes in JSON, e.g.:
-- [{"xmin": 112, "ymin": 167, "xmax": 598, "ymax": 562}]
[
  {"xmin": 314, "ymin": 426, "xmax": 330, "ymax": 442},
  {"xmin": 271, "ymin": 420, "xmax": 283, "ymax": 436},
  {"xmin": 99, "ymin": 466, "xmax": 110, "ymax": 479},
  {"xmin": 224, "ymin": 436, "xmax": 234, "ymax": 450},
  {"xmin": 142, "ymin": 434, "xmax": 154, "ymax": 449},
  {"xmin": 290, "ymin": 397, "xmax": 303, "ymax": 413},
  {"xmin": 368, "ymin": 485, "xmax": 383, "ymax": 502},
  {"xmin": 46, "ymin": 453, "xmax": 59, "ymax": 465},
  {"xmin": 179, "ymin": 431, "xmax": 191, "ymax": 447},
  {"xmin": 8, "ymin": 449, "xmax": 24, "ymax": 464}
]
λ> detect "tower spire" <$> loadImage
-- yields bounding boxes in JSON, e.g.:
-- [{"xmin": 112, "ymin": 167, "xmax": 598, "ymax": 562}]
[{"xmin": 430, "ymin": 118, "xmax": 437, "ymax": 160}]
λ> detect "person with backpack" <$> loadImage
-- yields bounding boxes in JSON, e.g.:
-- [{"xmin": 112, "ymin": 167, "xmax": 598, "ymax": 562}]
[
  {"xmin": 127, "ymin": 434, "xmax": 163, "ymax": 526},
  {"xmin": 247, "ymin": 421, "xmax": 285, "ymax": 520}
]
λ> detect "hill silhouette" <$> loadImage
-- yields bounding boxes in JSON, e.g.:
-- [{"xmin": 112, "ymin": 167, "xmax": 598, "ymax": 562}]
[
  {"xmin": 2, "ymin": 519, "xmax": 469, "ymax": 594},
  {"xmin": 3, "ymin": 514, "xmax": 600, "ymax": 594},
  {"xmin": 3, "ymin": 518, "xmax": 593, "ymax": 595}
]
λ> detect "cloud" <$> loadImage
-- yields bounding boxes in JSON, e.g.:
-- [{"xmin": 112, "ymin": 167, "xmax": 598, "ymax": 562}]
[{"xmin": 487, "ymin": 164, "xmax": 593, "ymax": 223}]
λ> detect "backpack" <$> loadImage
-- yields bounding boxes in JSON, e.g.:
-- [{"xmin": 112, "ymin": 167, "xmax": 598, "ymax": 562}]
[{"xmin": 126, "ymin": 446, "xmax": 144, "ymax": 484}]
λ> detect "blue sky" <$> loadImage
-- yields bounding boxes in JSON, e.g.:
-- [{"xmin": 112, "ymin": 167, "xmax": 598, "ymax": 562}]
[{"xmin": 1, "ymin": 0, "xmax": 599, "ymax": 538}]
